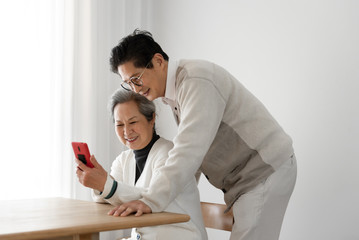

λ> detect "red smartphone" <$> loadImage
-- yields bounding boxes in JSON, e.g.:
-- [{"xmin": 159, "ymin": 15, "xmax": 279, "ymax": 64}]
[{"xmin": 71, "ymin": 142, "xmax": 94, "ymax": 168}]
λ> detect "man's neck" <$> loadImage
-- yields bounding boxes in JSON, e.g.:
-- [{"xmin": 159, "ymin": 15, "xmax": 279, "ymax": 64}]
[
  {"xmin": 163, "ymin": 59, "xmax": 177, "ymax": 102},
  {"xmin": 161, "ymin": 61, "xmax": 168, "ymax": 97}
]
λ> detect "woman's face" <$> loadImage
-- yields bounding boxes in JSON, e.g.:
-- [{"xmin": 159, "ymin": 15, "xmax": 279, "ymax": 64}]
[{"xmin": 114, "ymin": 100, "xmax": 155, "ymax": 150}]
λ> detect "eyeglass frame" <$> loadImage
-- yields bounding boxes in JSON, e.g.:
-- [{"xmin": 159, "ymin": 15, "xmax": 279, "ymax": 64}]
[{"xmin": 120, "ymin": 61, "xmax": 151, "ymax": 91}]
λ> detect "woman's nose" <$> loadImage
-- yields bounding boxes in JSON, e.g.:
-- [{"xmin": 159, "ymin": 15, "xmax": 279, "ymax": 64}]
[{"xmin": 124, "ymin": 124, "xmax": 132, "ymax": 135}]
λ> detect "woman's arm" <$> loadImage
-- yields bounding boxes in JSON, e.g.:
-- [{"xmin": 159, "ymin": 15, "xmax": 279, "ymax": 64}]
[
  {"xmin": 91, "ymin": 153, "xmax": 146, "ymax": 206},
  {"xmin": 107, "ymin": 139, "xmax": 172, "ymax": 216}
]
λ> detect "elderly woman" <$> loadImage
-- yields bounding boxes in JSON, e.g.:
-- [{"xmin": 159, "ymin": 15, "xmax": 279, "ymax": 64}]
[{"xmin": 75, "ymin": 89, "xmax": 207, "ymax": 240}]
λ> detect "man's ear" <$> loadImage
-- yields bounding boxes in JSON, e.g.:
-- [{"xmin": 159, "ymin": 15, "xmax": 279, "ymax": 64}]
[{"xmin": 153, "ymin": 53, "xmax": 165, "ymax": 67}]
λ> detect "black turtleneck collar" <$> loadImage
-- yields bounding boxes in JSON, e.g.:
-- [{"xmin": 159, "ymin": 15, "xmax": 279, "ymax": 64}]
[{"xmin": 133, "ymin": 131, "xmax": 160, "ymax": 184}]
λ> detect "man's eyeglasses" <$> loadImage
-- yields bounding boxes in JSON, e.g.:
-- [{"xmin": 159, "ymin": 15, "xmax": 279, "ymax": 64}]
[{"xmin": 121, "ymin": 61, "xmax": 151, "ymax": 91}]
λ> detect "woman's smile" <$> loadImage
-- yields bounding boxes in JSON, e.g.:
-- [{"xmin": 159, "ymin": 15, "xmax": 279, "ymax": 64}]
[{"xmin": 125, "ymin": 136, "xmax": 138, "ymax": 143}]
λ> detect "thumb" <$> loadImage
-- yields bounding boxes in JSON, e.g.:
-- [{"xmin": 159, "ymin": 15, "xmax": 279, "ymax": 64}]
[{"xmin": 90, "ymin": 155, "xmax": 101, "ymax": 168}]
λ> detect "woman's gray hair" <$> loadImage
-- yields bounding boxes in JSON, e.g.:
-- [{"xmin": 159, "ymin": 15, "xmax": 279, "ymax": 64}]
[{"xmin": 109, "ymin": 89, "xmax": 156, "ymax": 123}]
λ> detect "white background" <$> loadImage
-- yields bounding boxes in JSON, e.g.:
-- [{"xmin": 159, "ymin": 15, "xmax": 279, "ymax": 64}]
[
  {"xmin": 147, "ymin": 0, "xmax": 359, "ymax": 239},
  {"xmin": 1, "ymin": 1, "xmax": 358, "ymax": 239}
]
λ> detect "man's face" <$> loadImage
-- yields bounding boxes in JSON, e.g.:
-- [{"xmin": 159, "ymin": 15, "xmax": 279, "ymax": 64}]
[{"xmin": 117, "ymin": 56, "xmax": 167, "ymax": 101}]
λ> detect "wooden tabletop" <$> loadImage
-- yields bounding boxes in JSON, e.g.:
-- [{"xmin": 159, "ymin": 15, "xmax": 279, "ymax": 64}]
[{"xmin": 0, "ymin": 197, "xmax": 190, "ymax": 240}]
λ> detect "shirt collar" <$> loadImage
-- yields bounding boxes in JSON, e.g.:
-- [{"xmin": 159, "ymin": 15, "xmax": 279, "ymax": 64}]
[{"xmin": 163, "ymin": 59, "xmax": 178, "ymax": 103}]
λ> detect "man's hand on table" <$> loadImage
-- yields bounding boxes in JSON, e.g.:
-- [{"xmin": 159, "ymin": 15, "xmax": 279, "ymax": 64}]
[{"xmin": 108, "ymin": 200, "xmax": 152, "ymax": 217}]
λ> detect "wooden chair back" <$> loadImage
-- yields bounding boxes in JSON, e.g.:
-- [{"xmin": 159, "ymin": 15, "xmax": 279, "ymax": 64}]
[{"xmin": 200, "ymin": 201, "xmax": 233, "ymax": 232}]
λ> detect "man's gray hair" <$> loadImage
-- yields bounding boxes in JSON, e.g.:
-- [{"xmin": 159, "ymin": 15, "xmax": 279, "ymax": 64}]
[{"xmin": 109, "ymin": 89, "xmax": 156, "ymax": 123}]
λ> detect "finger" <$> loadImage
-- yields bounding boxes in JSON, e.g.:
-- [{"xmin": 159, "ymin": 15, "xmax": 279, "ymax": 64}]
[
  {"xmin": 113, "ymin": 206, "xmax": 126, "ymax": 217},
  {"xmin": 135, "ymin": 209, "xmax": 143, "ymax": 217},
  {"xmin": 90, "ymin": 155, "xmax": 99, "ymax": 167},
  {"xmin": 120, "ymin": 207, "xmax": 134, "ymax": 217},
  {"xmin": 91, "ymin": 155, "xmax": 104, "ymax": 171},
  {"xmin": 108, "ymin": 207, "xmax": 118, "ymax": 216},
  {"xmin": 76, "ymin": 170, "xmax": 83, "ymax": 184},
  {"xmin": 75, "ymin": 158, "xmax": 88, "ymax": 171},
  {"xmin": 76, "ymin": 168, "xmax": 82, "ymax": 176}
]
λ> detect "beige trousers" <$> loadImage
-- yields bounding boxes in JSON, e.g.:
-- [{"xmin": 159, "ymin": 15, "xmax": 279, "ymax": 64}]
[{"xmin": 230, "ymin": 155, "xmax": 297, "ymax": 240}]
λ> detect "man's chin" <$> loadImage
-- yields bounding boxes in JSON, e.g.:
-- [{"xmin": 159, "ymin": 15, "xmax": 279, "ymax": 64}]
[
  {"xmin": 144, "ymin": 92, "xmax": 155, "ymax": 101},
  {"xmin": 142, "ymin": 90, "xmax": 161, "ymax": 101},
  {"xmin": 146, "ymin": 96, "xmax": 155, "ymax": 101}
]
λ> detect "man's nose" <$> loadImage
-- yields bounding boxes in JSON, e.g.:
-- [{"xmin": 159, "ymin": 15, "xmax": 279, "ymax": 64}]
[{"xmin": 132, "ymin": 84, "xmax": 142, "ymax": 93}]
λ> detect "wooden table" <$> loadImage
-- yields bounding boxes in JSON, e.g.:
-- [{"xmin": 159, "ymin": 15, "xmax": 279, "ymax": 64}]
[{"xmin": 0, "ymin": 197, "xmax": 190, "ymax": 240}]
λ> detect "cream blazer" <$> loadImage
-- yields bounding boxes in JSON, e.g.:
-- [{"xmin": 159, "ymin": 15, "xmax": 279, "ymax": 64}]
[
  {"xmin": 92, "ymin": 138, "xmax": 207, "ymax": 240},
  {"xmin": 142, "ymin": 59, "xmax": 294, "ymax": 213}
]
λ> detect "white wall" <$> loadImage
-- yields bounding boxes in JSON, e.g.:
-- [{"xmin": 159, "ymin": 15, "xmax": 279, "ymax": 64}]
[{"xmin": 147, "ymin": 0, "xmax": 359, "ymax": 239}]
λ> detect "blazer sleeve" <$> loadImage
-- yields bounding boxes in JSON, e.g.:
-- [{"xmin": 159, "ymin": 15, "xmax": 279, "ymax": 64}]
[
  {"xmin": 140, "ymin": 78, "xmax": 226, "ymax": 211},
  {"xmin": 92, "ymin": 153, "xmax": 145, "ymax": 206}
]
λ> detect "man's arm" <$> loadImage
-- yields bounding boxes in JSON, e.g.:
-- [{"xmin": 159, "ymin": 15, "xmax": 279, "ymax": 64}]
[{"xmin": 121, "ymin": 78, "xmax": 226, "ymax": 215}]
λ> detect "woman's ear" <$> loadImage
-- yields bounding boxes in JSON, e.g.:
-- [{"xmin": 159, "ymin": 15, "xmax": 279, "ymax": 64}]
[{"xmin": 150, "ymin": 113, "xmax": 156, "ymax": 128}]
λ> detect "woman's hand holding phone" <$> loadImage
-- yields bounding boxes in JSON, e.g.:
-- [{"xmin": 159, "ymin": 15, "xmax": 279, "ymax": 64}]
[{"xmin": 75, "ymin": 155, "xmax": 108, "ymax": 192}]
